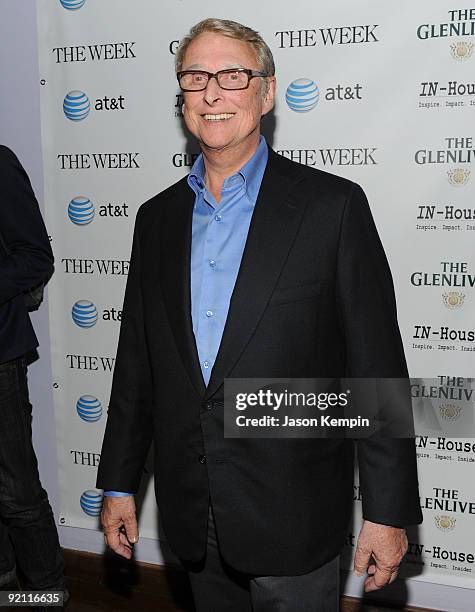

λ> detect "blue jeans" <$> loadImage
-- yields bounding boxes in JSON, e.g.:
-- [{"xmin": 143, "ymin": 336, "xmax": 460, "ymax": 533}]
[{"xmin": 0, "ymin": 357, "xmax": 64, "ymax": 591}]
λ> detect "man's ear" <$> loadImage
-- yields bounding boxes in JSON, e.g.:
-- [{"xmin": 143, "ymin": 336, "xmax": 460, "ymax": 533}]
[{"xmin": 262, "ymin": 77, "xmax": 276, "ymax": 116}]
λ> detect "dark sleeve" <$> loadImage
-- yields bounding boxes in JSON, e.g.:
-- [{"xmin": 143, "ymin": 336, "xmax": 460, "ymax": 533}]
[
  {"xmin": 96, "ymin": 206, "xmax": 153, "ymax": 493},
  {"xmin": 0, "ymin": 146, "xmax": 54, "ymax": 305},
  {"xmin": 336, "ymin": 182, "xmax": 423, "ymax": 527}
]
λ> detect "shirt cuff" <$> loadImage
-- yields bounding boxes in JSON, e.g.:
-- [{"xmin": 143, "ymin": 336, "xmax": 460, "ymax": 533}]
[{"xmin": 103, "ymin": 490, "xmax": 133, "ymax": 497}]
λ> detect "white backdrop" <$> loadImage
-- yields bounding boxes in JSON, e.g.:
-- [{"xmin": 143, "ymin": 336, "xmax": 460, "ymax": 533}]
[{"xmin": 37, "ymin": 0, "xmax": 474, "ymax": 594}]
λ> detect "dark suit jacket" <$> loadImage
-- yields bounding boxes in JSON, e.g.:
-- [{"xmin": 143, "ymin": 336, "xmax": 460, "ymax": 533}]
[
  {"xmin": 0, "ymin": 146, "xmax": 53, "ymax": 363},
  {"xmin": 97, "ymin": 148, "xmax": 422, "ymax": 575}
]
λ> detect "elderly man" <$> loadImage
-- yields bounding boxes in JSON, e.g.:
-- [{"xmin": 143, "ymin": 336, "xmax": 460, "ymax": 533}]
[{"xmin": 97, "ymin": 18, "xmax": 422, "ymax": 611}]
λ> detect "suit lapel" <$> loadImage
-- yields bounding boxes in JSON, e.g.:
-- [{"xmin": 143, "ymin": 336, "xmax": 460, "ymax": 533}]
[
  {"xmin": 160, "ymin": 179, "xmax": 206, "ymax": 396},
  {"xmin": 205, "ymin": 149, "xmax": 307, "ymax": 398}
]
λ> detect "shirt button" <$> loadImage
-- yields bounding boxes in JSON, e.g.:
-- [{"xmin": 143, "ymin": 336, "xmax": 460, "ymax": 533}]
[
  {"xmin": 214, "ymin": 214, "xmax": 222, "ymax": 222},
  {"xmin": 206, "ymin": 310, "xmax": 214, "ymax": 317},
  {"xmin": 209, "ymin": 260, "xmax": 216, "ymax": 268},
  {"xmin": 203, "ymin": 361, "xmax": 210, "ymax": 369},
  {"xmin": 199, "ymin": 455, "xmax": 207, "ymax": 464}
]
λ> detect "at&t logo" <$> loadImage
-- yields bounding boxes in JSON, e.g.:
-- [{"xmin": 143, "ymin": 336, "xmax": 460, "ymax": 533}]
[
  {"xmin": 63, "ymin": 91, "xmax": 126, "ymax": 121},
  {"xmin": 285, "ymin": 79, "xmax": 319, "ymax": 112},
  {"xmin": 68, "ymin": 197, "xmax": 95, "ymax": 225},
  {"xmin": 80, "ymin": 490, "xmax": 102, "ymax": 517},
  {"xmin": 63, "ymin": 90, "xmax": 90, "ymax": 121},
  {"xmin": 72, "ymin": 300, "xmax": 98, "ymax": 328},
  {"xmin": 76, "ymin": 395, "xmax": 102, "ymax": 422},
  {"xmin": 59, "ymin": 0, "xmax": 86, "ymax": 9},
  {"xmin": 285, "ymin": 78, "xmax": 363, "ymax": 113}
]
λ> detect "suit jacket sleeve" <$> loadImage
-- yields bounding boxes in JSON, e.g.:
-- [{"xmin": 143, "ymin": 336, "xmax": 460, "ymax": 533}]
[
  {"xmin": 96, "ymin": 205, "xmax": 154, "ymax": 493},
  {"xmin": 0, "ymin": 146, "xmax": 54, "ymax": 305},
  {"xmin": 336, "ymin": 182, "xmax": 422, "ymax": 527}
]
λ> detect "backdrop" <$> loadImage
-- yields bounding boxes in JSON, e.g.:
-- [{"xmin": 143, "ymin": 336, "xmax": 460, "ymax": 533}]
[{"xmin": 36, "ymin": 0, "xmax": 474, "ymax": 592}]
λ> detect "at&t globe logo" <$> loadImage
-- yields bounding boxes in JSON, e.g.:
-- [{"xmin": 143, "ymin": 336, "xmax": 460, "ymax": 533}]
[
  {"xmin": 59, "ymin": 0, "xmax": 86, "ymax": 10},
  {"xmin": 76, "ymin": 395, "xmax": 102, "ymax": 422},
  {"xmin": 80, "ymin": 490, "xmax": 102, "ymax": 517},
  {"xmin": 285, "ymin": 78, "xmax": 320, "ymax": 112},
  {"xmin": 63, "ymin": 90, "xmax": 90, "ymax": 121},
  {"xmin": 72, "ymin": 300, "xmax": 98, "ymax": 328},
  {"xmin": 68, "ymin": 196, "xmax": 95, "ymax": 225}
]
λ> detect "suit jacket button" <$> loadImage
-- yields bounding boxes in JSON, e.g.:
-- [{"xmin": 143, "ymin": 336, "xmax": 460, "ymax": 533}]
[
  {"xmin": 205, "ymin": 401, "xmax": 213, "ymax": 410},
  {"xmin": 199, "ymin": 455, "xmax": 207, "ymax": 464}
]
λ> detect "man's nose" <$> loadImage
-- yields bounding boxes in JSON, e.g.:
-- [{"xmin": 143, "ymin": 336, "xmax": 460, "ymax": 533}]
[{"xmin": 203, "ymin": 76, "xmax": 223, "ymax": 104}]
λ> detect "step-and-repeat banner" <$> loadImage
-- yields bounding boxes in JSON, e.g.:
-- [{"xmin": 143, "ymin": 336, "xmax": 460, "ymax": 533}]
[{"xmin": 37, "ymin": 0, "xmax": 474, "ymax": 591}]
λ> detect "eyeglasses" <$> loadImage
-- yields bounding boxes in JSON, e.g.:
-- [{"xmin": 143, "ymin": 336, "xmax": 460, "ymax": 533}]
[{"xmin": 177, "ymin": 68, "xmax": 268, "ymax": 92}]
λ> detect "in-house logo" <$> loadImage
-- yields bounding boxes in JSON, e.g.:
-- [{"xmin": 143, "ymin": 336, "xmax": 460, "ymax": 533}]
[
  {"xmin": 63, "ymin": 91, "xmax": 90, "ymax": 121},
  {"xmin": 76, "ymin": 395, "xmax": 102, "ymax": 422},
  {"xmin": 68, "ymin": 196, "xmax": 95, "ymax": 225},
  {"xmin": 285, "ymin": 79, "xmax": 319, "ymax": 112},
  {"xmin": 80, "ymin": 490, "xmax": 102, "ymax": 517},
  {"xmin": 59, "ymin": 0, "xmax": 86, "ymax": 10},
  {"xmin": 72, "ymin": 300, "xmax": 98, "ymax": 328}
]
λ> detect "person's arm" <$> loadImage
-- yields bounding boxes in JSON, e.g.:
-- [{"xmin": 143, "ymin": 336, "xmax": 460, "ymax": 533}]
[
  {"xmin": 335, "ymin": 182, "xmax": 422, "ymax": 590},
  {"xmin": 97, "ymin": 205, "xmax": 154, "ymax": 557},
  {"xmin": 0, "ymin": 146, "xmax": 53, "ymax": 305}
]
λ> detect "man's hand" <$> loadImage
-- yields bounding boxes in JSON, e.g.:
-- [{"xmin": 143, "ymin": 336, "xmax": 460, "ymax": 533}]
[
  {"xmin": 101, "ymin": 495, "xmax": 138, "ymax": 559},
  {"xmin": 354, "ymin": 519, "xmax": 408, "ymax": 592}
]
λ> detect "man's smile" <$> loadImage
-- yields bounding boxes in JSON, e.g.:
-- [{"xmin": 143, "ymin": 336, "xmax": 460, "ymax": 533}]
[{"xmin": 202, "ymin": 113, "xmax": 236, "ymax": 121}]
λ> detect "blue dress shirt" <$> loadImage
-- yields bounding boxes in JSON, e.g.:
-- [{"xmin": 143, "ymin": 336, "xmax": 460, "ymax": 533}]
[
  {"xmin": 104, "ymin": 136, "xmax": 268, "ymax": 497},
  {"xmin": 188, "ymin": 136, "xmax": 268, "ymax": 385}
]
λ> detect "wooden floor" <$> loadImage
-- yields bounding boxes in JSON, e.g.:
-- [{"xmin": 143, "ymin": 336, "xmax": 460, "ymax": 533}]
[
  {"xmin": 59, "ymin": 550, "xmax": 436, "ymax": 612},
  {"xmin": 1, "ymin": 549, "xmax": 438, "ymax": 611}
]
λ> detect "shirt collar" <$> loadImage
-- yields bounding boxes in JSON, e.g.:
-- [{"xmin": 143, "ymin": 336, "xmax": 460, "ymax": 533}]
[{"xmin": 187, "ymin": 136, "xmax": 268, "ymax": 205}]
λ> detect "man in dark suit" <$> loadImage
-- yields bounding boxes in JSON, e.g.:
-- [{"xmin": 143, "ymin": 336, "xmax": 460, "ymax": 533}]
[
  {"xmin": 97, "ymin": 19, "xmax": 422, "ymax": 611},
  {"xmin": 0, "ymin": 146, "xmax": 66, "ymax": 599}
]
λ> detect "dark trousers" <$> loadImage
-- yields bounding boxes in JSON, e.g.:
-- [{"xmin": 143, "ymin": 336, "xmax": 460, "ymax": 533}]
[
  {"xmin": 0, "ymin": 519, "xmax": 15, "ymax": 586},
  {"xmin": 0, "ymin": 357, "xmax": 64, "ymax": 591},
  {"xmin": 185, "ymin": 506, "xmax": 340, "ymax": 612}
]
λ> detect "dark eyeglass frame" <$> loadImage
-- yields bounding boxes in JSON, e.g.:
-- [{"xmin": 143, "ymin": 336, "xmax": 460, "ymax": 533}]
[{"xmin": 177, "ymin": 68, "xmax": 268, "ymax": 92}]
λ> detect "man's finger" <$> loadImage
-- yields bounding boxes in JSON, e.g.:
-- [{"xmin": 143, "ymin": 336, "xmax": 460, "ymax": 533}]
[
  {"xmin": 364, "ymin": 566, "xmax": 395, "ymax": 592},
  {"xmin": 119, "ymin": 530, "xmax": 134, "ymax": 548},
  {"xmin": 123, "ymin": 513, "xmax": 139, "ymax": 544},
  {"xmin": 367, "ymin": 563, "xmax": 376, "ymax": 575},
  {"xmin": 353, "ymin": 546, "xmax": 372, "ymax": 577},
  {"xmin": 104, "ymin": 529, "xmax": 133, "ymax": 559}
]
